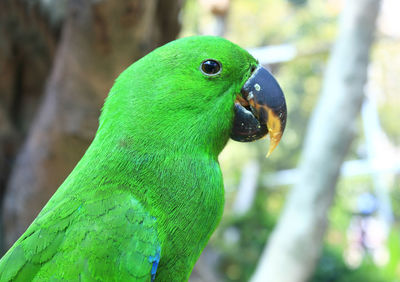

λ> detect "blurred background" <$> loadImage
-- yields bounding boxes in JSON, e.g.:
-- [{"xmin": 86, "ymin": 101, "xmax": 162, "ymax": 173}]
[{"xmin": 0, "ymin": 0, "xmax": 399, "ymax": 281}]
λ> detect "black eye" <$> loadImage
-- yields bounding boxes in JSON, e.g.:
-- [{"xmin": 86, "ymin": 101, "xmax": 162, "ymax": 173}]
[{"xmin": 200, "ymin": 59, "xmax": 222, "ymax": 76}]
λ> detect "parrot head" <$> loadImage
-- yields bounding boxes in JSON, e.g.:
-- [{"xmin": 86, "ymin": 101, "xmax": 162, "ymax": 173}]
[{"xmin": 101, "ymin": 36, "xmax": 286, "ymax": 156}]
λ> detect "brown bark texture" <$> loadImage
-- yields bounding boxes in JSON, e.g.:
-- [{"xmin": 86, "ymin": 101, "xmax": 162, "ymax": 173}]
[
  {"xmin": 2, "ymin": 0, "xmax": 182, "ymax": 249},
  {"xmin": 0, "ymin": 0, "xmax": 62, "ymax": 249},
  {"xmin": 0, "ymin": 0, "xmax": 60, "ymax": 194},
  {"xmin": 251, "ymin": 0, "xmax": 381, "ymax": 281}
]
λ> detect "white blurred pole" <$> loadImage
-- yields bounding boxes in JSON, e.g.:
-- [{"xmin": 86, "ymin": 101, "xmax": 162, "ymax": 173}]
[
  {"xmin": 247, "ymin": 44, "xmax": 298, "ymax": 65},
  {"xmin": 232, "ymin": 160, "xmax": 260, "ymax": 216},
  {"xmin": 251, "ymin": 1, "xmax": 381, "ymax": 281}
]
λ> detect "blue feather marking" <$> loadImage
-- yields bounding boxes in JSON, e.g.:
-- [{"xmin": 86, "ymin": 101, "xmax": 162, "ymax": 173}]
[{"xmin": 149, "ymin": 247, "xmax": 161, "ymax": 282}]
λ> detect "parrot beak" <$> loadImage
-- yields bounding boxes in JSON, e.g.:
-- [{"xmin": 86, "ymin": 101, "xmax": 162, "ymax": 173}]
[{"xmin": 230, "ymin": 66, "xmax": 287, "ymax": 157}]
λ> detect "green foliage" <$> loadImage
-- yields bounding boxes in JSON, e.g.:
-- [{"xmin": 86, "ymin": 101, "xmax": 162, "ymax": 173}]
[
  {"xmin": 391, "ymin": 181, "xmax": 400, "ymax": 221},
  {"xmin": 215, "ymin": 188, "xmax": 276, "ymax": 282},
  {"xmin": 373, "ymin": 41, "xmax": 400, "ymax": 147},
  {"xmin": 379, "ymin": 99, "xmax": 400, "ymax": 146},
  {"xmin": 311, "ymin": 247, "xmax": 389, "ymax": 282},
  {"xmin": 311, "ymin": 246, "xmax": 353, "ymax": 282},
  {"xmin": 384, "ymin": 229, "xmax": 400, "ymax": 281}
]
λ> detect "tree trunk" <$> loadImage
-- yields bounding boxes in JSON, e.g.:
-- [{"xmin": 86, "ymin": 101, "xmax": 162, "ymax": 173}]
[
  {"xmin": 251, "ymin": 1, "xmax": 381, "ymax": 281},
  {"xmin": 2, "ymin": 0, "xmax": 182, "ymax": 249},
  {"xmin": 0, "ymin": 0, "xmax": 63, "ymax": 252},
  {"xmin": 0, "ymin": 0, "xmax": 61, "ymax": 196}
]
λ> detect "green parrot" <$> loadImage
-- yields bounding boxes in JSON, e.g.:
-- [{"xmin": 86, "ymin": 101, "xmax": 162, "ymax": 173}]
[{"xmin": 0, "ymin": 36, "xmax": 286, "ymax": 281}]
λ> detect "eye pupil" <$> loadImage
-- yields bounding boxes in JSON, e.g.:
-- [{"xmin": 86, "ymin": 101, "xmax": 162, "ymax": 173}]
[{"xmin": 201, "ymin": 60, "xmax": 221, "ymax": 75}]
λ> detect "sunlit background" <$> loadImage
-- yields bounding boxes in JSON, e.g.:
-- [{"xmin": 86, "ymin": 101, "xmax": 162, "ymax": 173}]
[
  {"xmin": 180, "ymin": 0, "xmax": 400, "ymax": 281},
  {"xmin": 0, "ymin": 0, "xmax": 399, "ymax": 281}
]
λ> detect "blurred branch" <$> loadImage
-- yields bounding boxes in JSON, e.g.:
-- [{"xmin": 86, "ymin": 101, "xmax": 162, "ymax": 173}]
[
  {"xmin": 198, "ymin": 0, "xmax": 230, "ymax": 36},
  {"xmin": 263, "ymin": 158, "xmax": 400, "ymax": 187},
  {"xmin": 251, "ymin": 0, "xmax": 382, "ymax": 281},
  {"xmin": 232, "ymin": 160, "xmax": 260, "ymax": 216},
  {"xmin": 248, "ymin": 43, "xmax": 333, "ymax": 65}
]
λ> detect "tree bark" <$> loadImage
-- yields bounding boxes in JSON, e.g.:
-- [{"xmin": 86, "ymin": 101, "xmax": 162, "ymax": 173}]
[
  {"xmin": 251, "ymin": 1, "xmax": 381, "ymax": 281},
  {"xmin": 0, "ymin": 0, "xmax": 63, "ymax": 252},
  {"xmin": 2, "ymin": 0, "xmax": 182, "ymax": 249},
  {"xmin": 0, "ymin": 0, "xmax": 61, "ymax": 196}
]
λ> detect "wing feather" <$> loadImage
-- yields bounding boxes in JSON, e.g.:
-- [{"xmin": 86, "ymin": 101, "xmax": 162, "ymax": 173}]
[{"xmin": 0, "ymin": 189, "xmax": 160, "ymax": 282}]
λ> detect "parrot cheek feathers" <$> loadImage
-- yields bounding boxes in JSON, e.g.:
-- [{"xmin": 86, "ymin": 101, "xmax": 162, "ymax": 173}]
[{"xmin": 230, "ymin": 66, "xmax": 287, "ymax": 156}]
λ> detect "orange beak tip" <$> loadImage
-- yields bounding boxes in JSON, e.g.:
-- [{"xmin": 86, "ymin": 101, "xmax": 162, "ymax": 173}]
[{"xmin": 266, "ymin": 138, "xmax": 279, "ymax": 158}]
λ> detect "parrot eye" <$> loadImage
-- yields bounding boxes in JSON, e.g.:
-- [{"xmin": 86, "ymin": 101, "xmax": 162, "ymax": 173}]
[{"xmin": 200, "ymin": 59, "xmax": 222, "ymax": 76}]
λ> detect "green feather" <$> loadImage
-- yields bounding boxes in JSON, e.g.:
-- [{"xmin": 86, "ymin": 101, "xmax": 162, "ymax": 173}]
[{"xmin": 0, "ymin": 36, "xmax": 257, "ymax": 281}]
